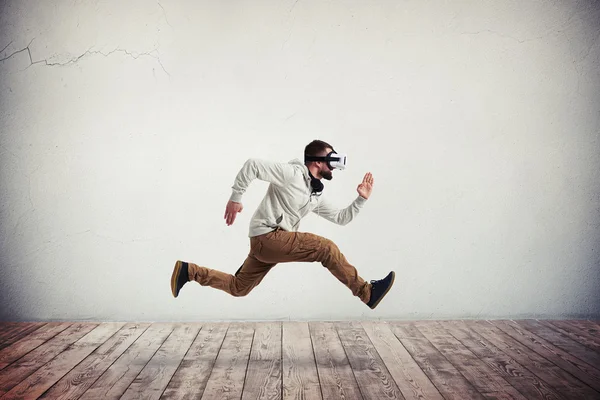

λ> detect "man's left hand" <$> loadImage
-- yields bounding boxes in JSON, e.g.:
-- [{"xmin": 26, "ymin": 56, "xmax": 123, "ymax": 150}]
[{"xmin": 357, "ymin": 172, "xmax": 374, "ymax": 199}]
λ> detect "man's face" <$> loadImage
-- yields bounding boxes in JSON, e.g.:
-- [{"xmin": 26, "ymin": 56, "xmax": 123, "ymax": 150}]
[{"xmin": 319, "ymin": 148, "xmax": 334, "ymax": 180}]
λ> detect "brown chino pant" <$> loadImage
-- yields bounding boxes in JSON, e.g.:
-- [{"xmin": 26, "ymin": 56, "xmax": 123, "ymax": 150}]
[{"xmin": 187, "ymin": 228, "xmax": 372, "ymax": 303}]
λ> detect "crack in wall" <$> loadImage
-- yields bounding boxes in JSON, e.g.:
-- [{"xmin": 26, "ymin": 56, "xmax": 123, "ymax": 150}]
[
  {"xmin": 1, "ymin": 40, "xmax": 13, "ymax": 55},
  {"xmin": 282, "ymin": 0, "xmax": 300, "ymax": 50},
  {"xmin": 459, "ymin": 10, "xmax": 585, "ymax": 44},
  {"xmin": 157, "ymin": 1, "xmax": 172, "ymax": 28},
  {"xmin": 0, "ymin": 38, "xmax": 170, "ymax": 76},
  {"xmin": 289, "ymin": 0, "xmax": 300, "ymax": 14}
]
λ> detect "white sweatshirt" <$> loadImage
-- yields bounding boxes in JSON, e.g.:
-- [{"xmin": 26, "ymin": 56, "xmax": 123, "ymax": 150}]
[{"xmin": 229, "ymin": 158, "xmax": 367, "ymax": 237}]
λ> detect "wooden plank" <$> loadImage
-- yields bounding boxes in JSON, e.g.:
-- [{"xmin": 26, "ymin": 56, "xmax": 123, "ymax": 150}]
[
  {"xmin": 3, "ymin": 322, "xmax": 125, "ymax": 399},
  {"xmin": 0, "ymin": 322, "xmax": 18, "ymax": 336},
  {"xmin": 414, "ymin": 321, "xmax": 526, "ymax": 399},
  {"xmin": 390, "ymin": 322, "xmax": 485, "ymax": 400},
  {"xmin": 282, "ymin": 322, "xmax": 322, "ymax": 400},
  {"xmin": 39, "ymin": 323, "xmax": 149, "ymax": 400},
  {"xmin": 362, "ymin": 321, "xmax": 443, "ymax": 400},
  {"xmin": 161, "ymin": 323, "xmax": 229, "ymax": 399},
  {"xmin": 493, "ymin": 320, "xmax": 600, "ymax": 392},
  {"xmin": 0, "ymin": 322, "xmax": 71, "ymax": 370},
  {"xmin": 445, "ymin": 320, "xmax": 563, "ymax": 400},
  {"xmin": 481, "ymin": 392, "xmax": 529, "ymax": 400},
  {"xmin": 562, "ymin": 320, "xmax": 600, "ymax": 346},
  {"xmin": 0, "ymin": 323, "xmax": 45, "ymax": 350},
  {"xmin": 391, "ymin": 322, "xmax": 425, "ymax": 339},
  {"xmin": 0, "ymin": 322, "xmax": 98, "ymax": 396},
  {"xmin": 309, "ymin": 322, "xmax": 362, "ymax": 400},
  {"xmin": 522, "ymin": 320, "xmax": 600, "ymax": 368},
  {"xmin": 468, "ymin": 320, "xmax": 599, "ymax": 399},
  {"xmin": 242, "ymin": 322, "xmax": 282, "ymax": 400},
  {"xmin": 336, "ymin": 321, "xmax": 402, "ymax": 399},
  {"xmin": 201, "ymin": 323, "xmax": 254, "ymax": 400},
  {"xmin": 121, "ymin": 323, "xmax": 201, "ymax": 400},
  {"xmin": 80, "ymin": 323, "xmax": 174, "ymax": 399},
  {"xmin": 0, "ymin": 322, "xmax": 37, "ymax": 340},
  {"xmin": 541, "ymin": 320, "xmax": 600, "ymax": 353}
]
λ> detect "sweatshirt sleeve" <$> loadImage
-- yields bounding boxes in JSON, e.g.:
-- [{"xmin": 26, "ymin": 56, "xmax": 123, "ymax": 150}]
[
  {"xmin": 312, "ymin": 195, "xmax": 367, "ymax": 225},
  {"xmin": 229, "ymin": 158, "xmax": 296, "ymax": 203}
]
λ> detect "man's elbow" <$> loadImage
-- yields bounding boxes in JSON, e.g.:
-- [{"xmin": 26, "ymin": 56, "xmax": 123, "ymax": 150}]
[{"xmin": 244, "ymin": 158, "xmax": 257, "ymax": 168}]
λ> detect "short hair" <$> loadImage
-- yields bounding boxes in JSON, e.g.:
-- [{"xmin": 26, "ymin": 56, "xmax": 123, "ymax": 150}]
[{"xmin": 304, "ymin": 139, "xmax": 334, "ymax": 158}]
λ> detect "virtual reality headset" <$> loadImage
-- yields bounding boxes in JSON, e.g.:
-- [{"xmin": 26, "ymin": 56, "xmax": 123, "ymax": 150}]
[{"xmin": 304, "ymin": 151, "xmax": 347, "ymax": 170}]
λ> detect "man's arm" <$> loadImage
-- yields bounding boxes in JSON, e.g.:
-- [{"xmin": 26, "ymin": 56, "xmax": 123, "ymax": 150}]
[
  {"xmin": 312, "ymin": 172, "xmax": 374, "ymax": 226},
  {"xmin": 225, "ymin": 158, "xmax": 295, "ymax": 226},
  {"xmin": 229, "ymin": 158, "xmax": 296, "ymax": 203},
  {"xmin": 313, "ymin": 195, "xmax": 367, "ymax": 226}
]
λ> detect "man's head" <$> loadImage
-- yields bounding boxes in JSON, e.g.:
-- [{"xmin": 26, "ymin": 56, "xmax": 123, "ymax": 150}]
[{"xmin": 304, "ymin": 139, "xmax": 335, "ymax": 180}]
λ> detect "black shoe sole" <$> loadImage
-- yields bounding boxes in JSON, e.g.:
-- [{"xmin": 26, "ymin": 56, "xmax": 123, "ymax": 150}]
[
  {"xmin": 368, "ymin": 271, "xmax": 395, "ymax": 310},
  {"xmin": 171, "ymin": 260, "xmax": 187, "ymax": 298}
]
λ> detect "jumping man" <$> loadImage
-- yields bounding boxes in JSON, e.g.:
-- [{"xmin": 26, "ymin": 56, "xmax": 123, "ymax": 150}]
[{"xmin": 171, "ymin": 140, "xmax": 395, "ymax": 309}]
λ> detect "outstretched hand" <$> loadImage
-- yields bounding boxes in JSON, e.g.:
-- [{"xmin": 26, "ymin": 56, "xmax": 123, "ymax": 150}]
[
  {"xmin": 357, "ymin": 172, "xmax": 374, "ymax": 199},
  {"xmin": 224, "ymin": 200, "xmax": 243, "ymax": 226}
]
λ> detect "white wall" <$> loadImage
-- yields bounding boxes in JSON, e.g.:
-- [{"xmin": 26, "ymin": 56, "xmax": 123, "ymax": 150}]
[{"xmin": 1, "ymin": 0, "xmax": 599, "ymax": 322}]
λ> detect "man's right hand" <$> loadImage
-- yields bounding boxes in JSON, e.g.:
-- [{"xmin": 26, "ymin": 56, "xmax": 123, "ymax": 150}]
[{"xmin": 224, "ymin": 200, "xmax": 243, "ymax": 226}]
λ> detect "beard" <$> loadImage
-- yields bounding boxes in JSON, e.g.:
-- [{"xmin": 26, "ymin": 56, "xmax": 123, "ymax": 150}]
[{"xmin": 321, "ymin": 169, "xmax": 333, "ymax": 180}]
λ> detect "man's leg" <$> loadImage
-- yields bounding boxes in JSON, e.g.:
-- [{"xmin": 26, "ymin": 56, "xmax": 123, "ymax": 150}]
[
  {"xmin": 254, "ymin": 229, "xmax": 372, "ymax": 303},
  {"xmin": 187, "ymin": 256, "xmax": 275, "ymax": 297},
  {"xmin": 174, "ymin": 236, "xmax": 276, "ymax": 297}
]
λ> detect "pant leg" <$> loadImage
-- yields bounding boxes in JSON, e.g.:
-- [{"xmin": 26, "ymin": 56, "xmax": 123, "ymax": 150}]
[
  {"xmin": 254, "ymin": 229, "xmax": 372, "ymax": 303},
  {"xmin": 187, "ymin": 237, "xmax": 276, "ymax": 297}
]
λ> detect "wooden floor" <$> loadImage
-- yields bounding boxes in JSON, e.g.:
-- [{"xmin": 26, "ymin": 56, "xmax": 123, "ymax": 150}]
[{"xmin": 0, "ymin": 320, "xmax": 599, "ymax": 399}]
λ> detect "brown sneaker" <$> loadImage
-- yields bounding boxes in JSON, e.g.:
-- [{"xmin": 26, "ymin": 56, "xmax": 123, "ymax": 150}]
[{"xmin": 171, "ymin": 260, "xmax": 190, "ymax": 297}]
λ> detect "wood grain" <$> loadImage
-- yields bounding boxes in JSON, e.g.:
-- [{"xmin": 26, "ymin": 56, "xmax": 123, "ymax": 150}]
[
  {"xmin": 242, "ymin": 322, "xmax": 282, "ymax": 400},
  {"xmin": 523, "ymin": 320, "xmax": 600, "ymax": 368},
  {"xmin": 390, "ymin": 321, "xmax": 485, "ymax": 400},
  {"xmin": 561, "ymin": 320, "xmax": 600, "ymax": 346},
  {"xmin": 0, "ymin": 322, "xmax": 71, "ymax": 370},
  {"xmin": 80, "ymin": 323, "xmax": 175, "ymax": 399},
  {"xmin": 541, "ymin": 319, "xmax": 600, "ymax": 353},
  {"xmin": 468, "ymin": 320, "xmax": 599, "ymax": 399},
  {"xmin": 39, "ymin": 323, "xmax": 149, "ymax": 400},
  {"xmin": 362, "ymin": 321, "xmax": 443, "ymax": 400},
  {"xmin": 414, "ymin": 321, "xmax": 526, "ymax": 399},
  {"xmin": 3, "ymin": 322, "xmax": 124, "ymax": 399},
  {"xmin": 0, "ymin": 323, "xmax": 44, "ymax": 351},
  {"xmin": 201, "ymin": 323, "xmax": 254, "ymax": 400},
  {"xmin": 336, "ymin": 321, "xmax": 402, "ymax": 399},
  {"xmin": 161, "ymin": 323, "xmax": 229, "ymax": 400},
  {"xmin": 493, "ymin": 320, "xmax": 600, "ymax": 392},
  {"xmin": 310, "ymin": 322, "xmax": 362, "ymax": 400},
  {"xmin": 121, "ymin": 323, "xmax": 201, "ymax": 400},
  {"xmin": 0, "ymin": 320, "xmax": 596, "ymax": 399},
  {"xmin": 445, "ymin": 320, "xmax": 564, "ymax": 400},
  {"xmin": 0, "ymin": 322, "xmax": 97, "ymax": 396},
  {"xmin": 282, "ymin": 322, "xmax": 322, "ymax": 400}
]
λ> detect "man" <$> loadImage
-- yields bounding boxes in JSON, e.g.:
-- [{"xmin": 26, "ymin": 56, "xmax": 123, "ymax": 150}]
[{"xmin": 171, "ymin": 140, "xmax": 395, "ymax": 309}]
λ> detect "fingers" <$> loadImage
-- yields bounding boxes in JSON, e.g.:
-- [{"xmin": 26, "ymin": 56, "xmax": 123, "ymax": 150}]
[
  {"xmin": 363, "ymin": 172, "xmax": 374, "ymax": 185},
  {"xmin": 225, "ymin": 208, "xmax": 240, "ymax": 226},
  {"xmin": 225, "ymin": 211, "xmax": 237, "ymax": 226},
  {"xmin": 224, "ymin": 201, "xmax": 243, "ymax": 226}
]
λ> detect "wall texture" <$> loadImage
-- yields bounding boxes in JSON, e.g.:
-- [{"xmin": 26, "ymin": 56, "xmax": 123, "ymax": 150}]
[{"xmin": 1, "ymin": 0, "xmax": 599, "ymax": 321}]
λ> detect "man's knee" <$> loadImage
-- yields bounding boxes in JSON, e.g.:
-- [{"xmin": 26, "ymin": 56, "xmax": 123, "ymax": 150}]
[
  {"xmin": 230, "ymin": 279, "xmax": 254, "ymax": 297},
  {"xmin": 318, "ymin": 239, "xmax": 340, "ymax": 262}
]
